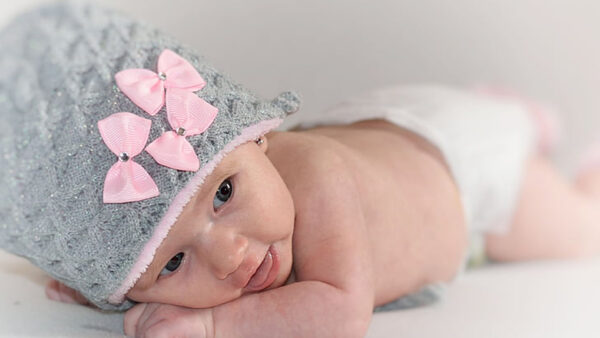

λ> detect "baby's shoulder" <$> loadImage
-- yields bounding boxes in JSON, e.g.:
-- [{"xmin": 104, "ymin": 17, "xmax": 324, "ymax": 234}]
[
  {"xmin": 267, "ymin": 131, "xmax": 357, "ymax": 200},
  {"xmin": 269, "ymin": 133, "xmax": 371, "ymax": 288}
]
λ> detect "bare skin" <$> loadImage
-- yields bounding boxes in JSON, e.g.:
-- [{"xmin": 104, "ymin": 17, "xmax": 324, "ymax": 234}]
[
  {"xmin": 485, "ymin": 154, "xmax": 600, "ymax": 261},
  {"xmin": 45, "ymin": 118, "xmax": 600, "ymax": 337}
]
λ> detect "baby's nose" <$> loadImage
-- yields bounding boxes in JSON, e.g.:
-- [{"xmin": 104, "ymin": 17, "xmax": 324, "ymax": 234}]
[{"xmin": 207, "ymin": 232, "xmax": 249, "ymax": 280}]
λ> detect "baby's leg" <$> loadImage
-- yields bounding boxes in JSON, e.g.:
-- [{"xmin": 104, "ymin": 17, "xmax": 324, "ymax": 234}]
[{"xmin": 485, "ymin": 153, "xmax": 600, "ymax": 261}]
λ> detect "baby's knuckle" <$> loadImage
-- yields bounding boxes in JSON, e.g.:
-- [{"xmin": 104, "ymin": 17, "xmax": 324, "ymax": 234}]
[{"xmin": 124, "ymin": 303, "xmax": 148, "ymax": 335}]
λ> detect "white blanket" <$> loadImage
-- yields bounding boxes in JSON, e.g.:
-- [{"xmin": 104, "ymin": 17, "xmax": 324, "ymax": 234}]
[{"xmin": 1, "ymin": 250, "xmax": 599, "ymax": 337}]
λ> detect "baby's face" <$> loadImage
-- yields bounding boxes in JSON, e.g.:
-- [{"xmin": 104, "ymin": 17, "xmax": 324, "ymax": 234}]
[{"xmin": 126, "ymin": 137, "xmax": 295, "ymax": 308}]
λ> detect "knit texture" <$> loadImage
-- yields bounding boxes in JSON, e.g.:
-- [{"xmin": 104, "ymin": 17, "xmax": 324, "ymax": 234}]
[{"xmin": 0, "ymin": 1, "xmax": 300, "ymax": 310}]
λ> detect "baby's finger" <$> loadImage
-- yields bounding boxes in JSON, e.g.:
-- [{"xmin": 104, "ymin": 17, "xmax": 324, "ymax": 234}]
[
  {"xmin": 57, "ymin": 282, "xmax": 90, "ymax": 305},
  {"xmin": 135, "ymin": 303, "xmax": 167, "ymax": 336},
  {"xmin": 57, "ymin": 282, "xmax": 78, "ymax": 303},
  {"xmin": 45, "ymin": 279, "xmax": 90, "ymax": 305},
  {"xmin": 44, "ymin": 279, "xmax": 61, "ymax": 301},
  {"xmin": 124, "ymin": 303, "xmax": 148, "ymax": 337},
  {"xmin": 143, "ymin": 320, "xmax": 180, "ymax": 338},
  {"xmin": 73, "ymin": 291, "xmax": 90, "ymax": 305}
]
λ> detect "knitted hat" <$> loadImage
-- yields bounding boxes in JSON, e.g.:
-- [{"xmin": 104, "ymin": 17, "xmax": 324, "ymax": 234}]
[{"xmin": 0, "ymin": 2, "xmax": 300, "ymax": 310}]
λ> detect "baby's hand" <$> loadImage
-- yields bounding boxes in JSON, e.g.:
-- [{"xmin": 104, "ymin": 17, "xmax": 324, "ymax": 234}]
[
  {"xmin": 124, "ymin": 302, "xmax": 214, "ymax": 338},
  {"xmin": 45, "ymin": 279, "xmax": 91, "ymax": 306}
]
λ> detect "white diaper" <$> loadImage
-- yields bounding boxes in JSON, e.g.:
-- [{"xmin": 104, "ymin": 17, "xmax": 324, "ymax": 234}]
[{"xmin": 295, "ymin": 84, "xmax": 538, "ymax": 236}]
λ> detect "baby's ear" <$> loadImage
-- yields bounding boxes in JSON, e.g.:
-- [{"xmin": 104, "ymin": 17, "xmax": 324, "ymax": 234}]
[{"xmin": 255, "ymin": 135, "xmax": 268, "ymax": 153}]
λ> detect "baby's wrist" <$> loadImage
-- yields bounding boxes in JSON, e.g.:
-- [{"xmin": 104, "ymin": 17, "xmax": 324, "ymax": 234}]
[{"xmin": 200, "ymin": 307, "xmax": 215, "ymax": 338}]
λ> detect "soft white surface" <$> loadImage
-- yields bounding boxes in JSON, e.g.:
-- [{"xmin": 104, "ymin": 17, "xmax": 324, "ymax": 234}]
[
  {"xmin": 0, "ymin": 252, "xmax": 124, "ymax": 337},
  {"xmin": 1, "ymin": 250, "xmax": 599, "ymax": 337},
  {"xmin": 368, "ymin": 259, "xmax": 600, "ymax": 338}
]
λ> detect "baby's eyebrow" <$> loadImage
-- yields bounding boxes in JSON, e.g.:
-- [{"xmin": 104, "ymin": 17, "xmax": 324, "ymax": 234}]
[{"xmin": 204, "ymin": 160, "xmax": 237, "ymax": 191}]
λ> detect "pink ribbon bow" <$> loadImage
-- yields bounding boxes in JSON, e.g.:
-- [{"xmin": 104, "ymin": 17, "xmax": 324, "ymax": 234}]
[
  {"xmin": 98, "ymin": 112, "xmax": 160, "ymax": 203},
  {"xmin": 145, "ymin": 88, "xmax": 218, "ymax": 171},
  {"xmin": 115, "ymin": 49, "xmax": 206, "ymax": 116}
]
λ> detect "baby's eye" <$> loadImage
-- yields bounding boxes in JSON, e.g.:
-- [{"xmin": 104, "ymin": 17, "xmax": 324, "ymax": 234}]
[
  {"xmin": 213, "ymin": 178, "xmax": 233, "ymax": 210},
  {"xmin": 160, "ymin": 252, "xmax": 184, "ymax": 276}
]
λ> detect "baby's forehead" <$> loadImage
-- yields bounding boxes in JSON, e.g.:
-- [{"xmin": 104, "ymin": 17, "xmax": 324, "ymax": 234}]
[
  {"xmin": 212, "ymin": 142, "xmax": 256, "ymax": 173},
  {"xmin": 201, "ymin": 140, "xmax": 263, "ymax": 192},
  {"xmin": 201, "ymin": 148, "xmax": 244, "ymax": 189},
  {"xmin": 213, "ymin": 152, "xmax": 242, "ymax": 176}
]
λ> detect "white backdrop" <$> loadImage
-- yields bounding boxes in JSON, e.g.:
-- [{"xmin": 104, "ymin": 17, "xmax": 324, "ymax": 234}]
[{"xmin": 3, "ymin": 0, "xmax": 600, "ymax": 172}]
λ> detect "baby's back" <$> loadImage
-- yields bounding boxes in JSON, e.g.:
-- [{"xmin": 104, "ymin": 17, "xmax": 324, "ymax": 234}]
[{"xmin": 267, "ymin": 119, "xmax": 468, "ymax": 307}]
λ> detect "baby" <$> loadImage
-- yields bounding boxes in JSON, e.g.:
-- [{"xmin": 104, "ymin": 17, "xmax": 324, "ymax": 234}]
[{"xmin": 3, "ymin": 3, "xmax": 600, "ymax": 338}]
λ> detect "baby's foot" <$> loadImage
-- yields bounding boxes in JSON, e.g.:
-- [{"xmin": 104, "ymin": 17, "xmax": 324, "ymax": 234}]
[
  {"xmin": 575, "ymin": 141, "xmax": 600, "ymax": 198},
  {"xmin": 45, "ymin": 278, "xmax": 90, "ymax": 306}
]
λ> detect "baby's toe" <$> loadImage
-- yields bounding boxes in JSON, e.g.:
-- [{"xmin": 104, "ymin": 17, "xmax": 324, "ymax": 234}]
[{"xmin": 575, "ymin": 141, "xmax": 600, "ymax": 197}]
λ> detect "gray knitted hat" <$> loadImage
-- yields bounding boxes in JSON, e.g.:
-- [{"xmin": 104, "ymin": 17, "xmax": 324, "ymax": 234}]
[{"xmin": 0, "ymin": 2, "xmax": 300, "ymax": 310}]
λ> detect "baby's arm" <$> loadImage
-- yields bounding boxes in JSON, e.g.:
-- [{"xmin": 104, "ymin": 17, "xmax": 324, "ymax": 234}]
[
  {"xmin": 125, "ymin": 281, "xmax": 371, "ymax": 338},
  {"xmin": 126, "ymin": 168, "xmax": 375, "ymax": 337},
  {"xmin": 211, "ymin": 282, "xmax": 372, "ymax": 337}
]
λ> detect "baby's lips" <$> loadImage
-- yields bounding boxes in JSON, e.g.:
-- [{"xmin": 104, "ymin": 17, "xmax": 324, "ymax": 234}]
[
  {"xmin": 233, "ymin": 254, "xmax": 263, "ymax": 290},
  {"xmin": 246, "ymin": 250, "xmax": 273, "ymax": 289},
  {"xmin": 243, "ymin": 245, "xmax": 280, "ymax": 292}
]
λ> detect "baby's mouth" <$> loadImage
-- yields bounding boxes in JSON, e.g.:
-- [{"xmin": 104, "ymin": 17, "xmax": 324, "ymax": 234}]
[{"xmin": 243, "ymin": 245, "xmax": 280, "ymax": 292}]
